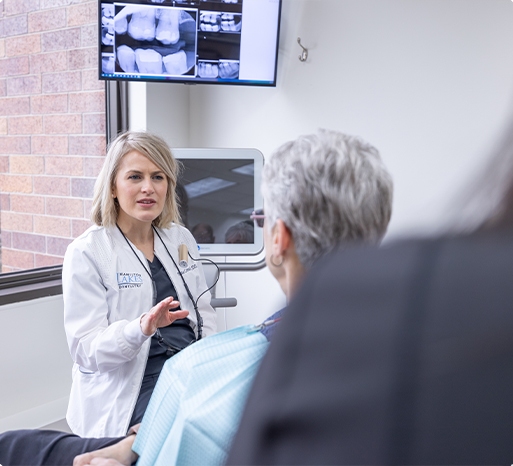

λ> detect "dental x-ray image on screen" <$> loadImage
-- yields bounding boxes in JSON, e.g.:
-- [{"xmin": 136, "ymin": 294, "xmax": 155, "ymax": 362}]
[
  {"xmin": 101, "ymin": 4, "xmax": 197, "ymax": 77},
  {"xmin": 99, "ymin": 0, "xmax": 281, "ymax": 86},
  {"xmin": 173, "ymin": 148, "xmax": 263, "ymax": 256}
]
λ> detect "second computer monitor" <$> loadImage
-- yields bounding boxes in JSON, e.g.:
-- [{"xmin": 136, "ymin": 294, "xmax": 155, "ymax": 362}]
[{"xmin": 174, "ymin": 148, "xmax": 264, "ymax": 256}]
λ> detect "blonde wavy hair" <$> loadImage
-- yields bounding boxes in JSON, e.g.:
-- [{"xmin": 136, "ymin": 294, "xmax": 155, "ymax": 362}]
[{"xmin": 91, "ymin": 131, "xmax": 181, "ymax": 228}]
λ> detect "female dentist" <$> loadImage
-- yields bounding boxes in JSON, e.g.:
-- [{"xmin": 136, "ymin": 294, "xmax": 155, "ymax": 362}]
[{"xmin": 62, "ymin": 131, "xmax": 216, "ymax": 438}]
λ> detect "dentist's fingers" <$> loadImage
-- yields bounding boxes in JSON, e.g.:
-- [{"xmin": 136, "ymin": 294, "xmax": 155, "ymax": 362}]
[{"xmin": 141, "ymin": 297, "xmax": 189, "ymax": 335}]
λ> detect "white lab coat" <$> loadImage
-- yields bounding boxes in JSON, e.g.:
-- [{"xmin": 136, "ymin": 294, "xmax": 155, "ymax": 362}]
[{"xmin": 62, "ymin": 224, "xmax": 216, "ymax": 438}]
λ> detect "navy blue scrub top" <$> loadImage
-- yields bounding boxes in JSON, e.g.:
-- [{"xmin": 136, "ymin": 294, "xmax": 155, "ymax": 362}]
[
  {"xmin": 130, "ymin": 255, "xmax": 197, "ymax": 428},
  {"xmin": 144, "ymin": 255, "xmax": 196, "ymax": 377}
]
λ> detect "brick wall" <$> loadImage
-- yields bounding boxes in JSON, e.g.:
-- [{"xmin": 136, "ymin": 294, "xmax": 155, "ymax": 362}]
[{"xmin": 0, "ymin": 0, "xmax": 105, "ymax": 272}]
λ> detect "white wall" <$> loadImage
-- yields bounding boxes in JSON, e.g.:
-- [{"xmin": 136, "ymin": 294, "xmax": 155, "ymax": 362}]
[
  {"xmin": 187, "ymin": 0, "xmax": 513, "ymax": 237},
  {"xmin": 136, "ymin": 0, "xmax": 513, "ymax": 326},
  {"xmin": 147, "ymin": 83, "xmax": 191, "ymax": 147},
  {"xmin": 0, "ymin": 296, "xmax": 72, "ymax": 433}
]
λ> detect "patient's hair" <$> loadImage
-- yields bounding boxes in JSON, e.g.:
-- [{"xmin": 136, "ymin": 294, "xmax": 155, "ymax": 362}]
[
  {"xmin": 91, "ymin": 131, "xmax": 181, "ymax": 228},
  {"xmin": 262, "ymin": 129, "xmax": 393, "ymax": 268}
]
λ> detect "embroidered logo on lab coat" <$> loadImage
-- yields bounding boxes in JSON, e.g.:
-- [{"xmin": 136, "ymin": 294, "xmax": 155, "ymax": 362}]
[
  {"xmin": 117, "ymin": 272, "xmax": 143, "ymax": 289},
  {"xmin": 178, "ymin": 263, "xmax": 197, "ymax": 275}
]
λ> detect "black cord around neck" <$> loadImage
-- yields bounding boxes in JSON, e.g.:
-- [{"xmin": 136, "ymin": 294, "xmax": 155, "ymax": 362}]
[
  {"xmin": 115, "ymin": 223, "xmax": 205, "ymax": 340},
  {"xmin": 152, "ymin": 226, "xmax": 203, "ymax": 340},
  {"xmin": 187, "ymin": 252, "xmax": 220, "ymax": 307},
  {"xmin": 116, "ymin": 224, "xmax": 152, "ymax": 280},
  {"xmin": 116, "ymin": 224, "xmax": 157, "ymax": 306}
]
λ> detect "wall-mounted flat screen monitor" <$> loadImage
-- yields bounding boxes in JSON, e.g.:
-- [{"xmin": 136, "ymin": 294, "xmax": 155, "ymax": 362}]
[
  {"xmin": 174, "ymin": 148, "xmax": 264, "ymax": 255},
  {"xmin": 99, "ymin": 0, "xmax": 282, "ymax": 86}
]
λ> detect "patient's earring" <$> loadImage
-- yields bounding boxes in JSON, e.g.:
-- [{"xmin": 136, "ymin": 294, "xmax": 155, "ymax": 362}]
[{"xmin": 270, "ymin": 254, "xmax": 283, "ymax": 267}]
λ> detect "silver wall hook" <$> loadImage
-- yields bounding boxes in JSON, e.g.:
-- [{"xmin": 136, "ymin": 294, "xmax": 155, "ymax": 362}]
[{"xmin": 297, "ymin": 37, "xmax": 308, "ymax": 62}]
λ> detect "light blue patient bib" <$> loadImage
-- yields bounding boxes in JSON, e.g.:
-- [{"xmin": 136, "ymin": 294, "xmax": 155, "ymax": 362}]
[{"xmin": 133, "ymin": 324, "xmax": 269, "ymax": 466}]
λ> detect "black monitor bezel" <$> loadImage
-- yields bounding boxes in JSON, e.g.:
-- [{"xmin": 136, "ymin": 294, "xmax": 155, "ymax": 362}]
[{"xmin": 98, "ymin": 0, "xmax": 282, "ymax": 87}]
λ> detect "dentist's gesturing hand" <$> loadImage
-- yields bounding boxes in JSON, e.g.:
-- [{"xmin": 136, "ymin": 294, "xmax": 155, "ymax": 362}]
[{"xmin": 140, "ymin": 296, "xmax": 189, "ymax": 336}]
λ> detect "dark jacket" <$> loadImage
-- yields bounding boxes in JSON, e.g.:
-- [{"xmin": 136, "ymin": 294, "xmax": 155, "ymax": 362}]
[{"xmin": 227, "ymin": 233, "xmax": 513, "ymax": 465}]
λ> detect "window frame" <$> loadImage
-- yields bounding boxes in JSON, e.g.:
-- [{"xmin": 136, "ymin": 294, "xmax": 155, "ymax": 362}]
[{"xmin": 0, "ymin": 265, "xmax": 63, "ymax": 306}]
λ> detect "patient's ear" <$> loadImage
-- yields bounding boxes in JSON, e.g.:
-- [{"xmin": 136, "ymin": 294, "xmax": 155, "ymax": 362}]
[{"xmin": 272, "ymin": 219, "xmax": 292, "ymax": 256}]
